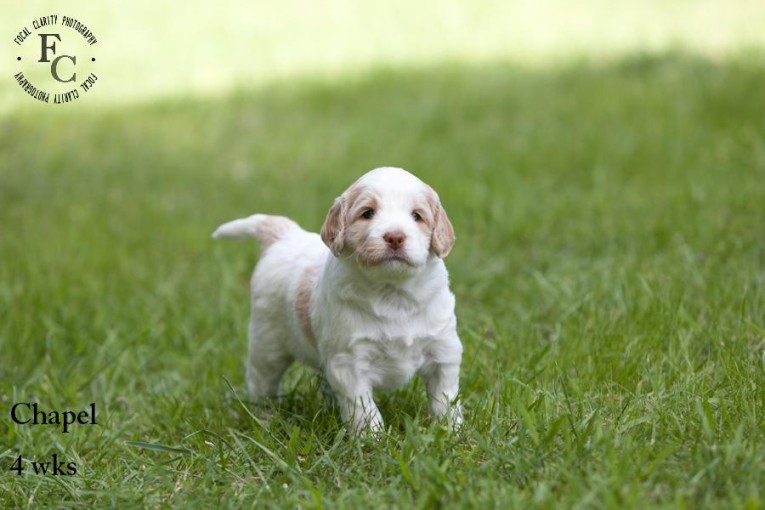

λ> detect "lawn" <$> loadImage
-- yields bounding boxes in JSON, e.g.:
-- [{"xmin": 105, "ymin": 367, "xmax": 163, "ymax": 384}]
[{"xmin": 2, "ymin": 2, "xmax": 765, "ymax": 508}]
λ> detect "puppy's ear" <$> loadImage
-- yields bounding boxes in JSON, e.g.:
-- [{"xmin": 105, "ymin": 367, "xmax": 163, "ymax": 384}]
[
  {"xmin": 320, "ymin": 197, "xmax": 346, "ymax": 256},
  {"xmin": 428, "ymin": 188, "xmax": 456, "ymax": 258}
]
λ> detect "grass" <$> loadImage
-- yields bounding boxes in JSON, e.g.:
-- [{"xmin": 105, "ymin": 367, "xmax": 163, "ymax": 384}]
[
  {"xmin": 3, "ymin": 0, "xmax": 765, "ymax": 110},
  {"xmin": 2, "ymin": 2, "xmax": 765, "ymax": 509}
]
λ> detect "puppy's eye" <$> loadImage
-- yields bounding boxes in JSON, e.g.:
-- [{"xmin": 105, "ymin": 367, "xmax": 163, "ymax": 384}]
[
  {"xmin": 411, "ymin": 211, "xmax": 423, "ymax": 222},
  {"xmin": 361, "ymin": 209, "xmax": 375, "ymax": 220}
]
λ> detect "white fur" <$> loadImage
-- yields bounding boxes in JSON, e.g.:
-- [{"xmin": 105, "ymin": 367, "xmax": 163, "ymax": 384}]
[{"xmin": 213, "ymin": 167, "xmax": 463, "ymax": 432}]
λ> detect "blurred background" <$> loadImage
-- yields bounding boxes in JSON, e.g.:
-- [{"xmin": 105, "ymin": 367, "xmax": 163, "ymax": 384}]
[{"xmin": 2, "ymin": 1, "xmax": 764, "ymax": 110}]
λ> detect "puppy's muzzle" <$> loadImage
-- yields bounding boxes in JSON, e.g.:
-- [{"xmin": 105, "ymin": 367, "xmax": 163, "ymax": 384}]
[{"xmin": 383, "ymin": 231, "xmax": 407, "ymax": 252}]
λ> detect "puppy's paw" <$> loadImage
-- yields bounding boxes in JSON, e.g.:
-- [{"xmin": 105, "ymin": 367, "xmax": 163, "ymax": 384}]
[
  {"xmin": 341, "ymin": 405, "xmax": 385, "ymax": 438},
  {"xmin": 441, "ymin": 402, "xmax": 464, "ymax": 432}
]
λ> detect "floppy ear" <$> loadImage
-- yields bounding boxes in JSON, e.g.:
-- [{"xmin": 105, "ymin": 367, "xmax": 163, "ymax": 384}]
[
  {"xmin": 429, "ymin": 191, "xmax": 456, "ymax": 258},
  {"xmin": 320, "ymin": 197, "xmax": 346, "ymax": 257}
]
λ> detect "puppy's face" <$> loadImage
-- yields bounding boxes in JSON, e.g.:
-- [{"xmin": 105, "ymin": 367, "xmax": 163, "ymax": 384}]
[{"xmin": 320, "ymin": 167, "xmax": 455, "ymax": 270}]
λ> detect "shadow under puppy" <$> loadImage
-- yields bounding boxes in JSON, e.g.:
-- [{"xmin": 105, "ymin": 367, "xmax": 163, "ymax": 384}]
[{"xmin": 213, "ymin": 167, "xmax": 463, "ymax": 432}]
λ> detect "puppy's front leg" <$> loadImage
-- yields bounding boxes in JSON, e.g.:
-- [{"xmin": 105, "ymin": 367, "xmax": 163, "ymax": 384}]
[
  {"xmin": 325, "ymin": 356, "xmax": 383, "ymax": 432},
  {"xmin": 337, "ymin": 391, "xmax": 384, "ymax": 433},
  {"xmin": 421, "ymin": 361, "xmax": 463, "ymax": 428}
]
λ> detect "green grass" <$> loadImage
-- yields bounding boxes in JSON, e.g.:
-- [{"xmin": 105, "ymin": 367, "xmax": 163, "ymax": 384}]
[
  {"xmin": 3, "ymin": 0, "xmax": 765, "ymax": 111},
  {"xmin": 2, "ymin": 2, "xmax": 765, "ymax": 508}
]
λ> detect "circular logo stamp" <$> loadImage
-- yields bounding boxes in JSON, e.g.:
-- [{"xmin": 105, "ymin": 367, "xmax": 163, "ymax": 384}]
[{"xmin": 12, "ymin": 15, "xmax": 99, "ymax": 104}]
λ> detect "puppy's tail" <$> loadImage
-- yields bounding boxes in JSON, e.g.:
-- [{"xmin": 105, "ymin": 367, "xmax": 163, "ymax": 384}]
[{"xmin": 212, "ymin": 214, "xmax": 299, "ymax": 248}]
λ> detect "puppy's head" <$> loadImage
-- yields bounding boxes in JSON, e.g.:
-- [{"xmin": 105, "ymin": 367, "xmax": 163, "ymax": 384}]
[{"xmin": 320, "ymin": 167, "xmax": 455, "ymax": 270}]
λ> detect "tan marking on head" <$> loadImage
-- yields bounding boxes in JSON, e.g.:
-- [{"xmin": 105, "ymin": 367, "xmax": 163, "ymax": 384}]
[
  {"xmin": 346, "ymin": 192, "xmax": 393, "ymax": 265},
  {"xmin": 348, "ymin": 195, "xmax": 378, "ymax": 223},
  {"xmin": 354, "ymin": 236, "xmax": 395, "ymax": 267},
  {"xmin": 320, "ymin": 198, "xmax": 344, "ymax": 256},
  {"xmin": 412, "ymin": 202, "xmax": 435, "ymax": 239},
  {"xmin": 320, "ymin": 180, "xmax": 367, "ymax": 257},
  {"xmin": 425, "ymin": 185, "xmax": 456, "ymax": 257},
  {"xmin": 295, "ymin": 265, "xmax": 318, "ymax": 348}
]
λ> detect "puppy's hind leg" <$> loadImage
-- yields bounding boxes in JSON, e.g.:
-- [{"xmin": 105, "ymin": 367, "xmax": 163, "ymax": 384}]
[{"xmin": 246, "ymin": 317, "xmax": 294, "ymax": 402}]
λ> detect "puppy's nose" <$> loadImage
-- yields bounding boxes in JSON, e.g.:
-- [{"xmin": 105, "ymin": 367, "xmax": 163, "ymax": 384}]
[{"xmin": 383, "ymin": 231, "xmax": 407, "ymax": 251}]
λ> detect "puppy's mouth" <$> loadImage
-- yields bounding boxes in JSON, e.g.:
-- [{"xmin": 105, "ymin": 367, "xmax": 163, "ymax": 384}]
[
  {"xmin": 379, "ymin": 253, "xmax": 414, "ymax": 266},
  {"xmin": 357, "ymin": 250, "xmax": 416, "ymax": 268}
]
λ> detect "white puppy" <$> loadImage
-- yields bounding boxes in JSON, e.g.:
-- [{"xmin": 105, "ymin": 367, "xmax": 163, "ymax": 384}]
[{"xmin": 213, "ymin": 167, "xmax": 463, "ymax": 432}]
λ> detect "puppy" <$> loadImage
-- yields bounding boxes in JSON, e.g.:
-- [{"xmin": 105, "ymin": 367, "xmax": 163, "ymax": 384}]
[{"xmin": 213, "ymin": 167, "xmax": 463, "ymax": 432}]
